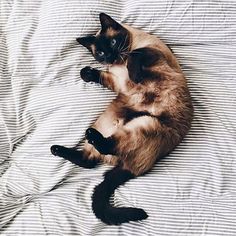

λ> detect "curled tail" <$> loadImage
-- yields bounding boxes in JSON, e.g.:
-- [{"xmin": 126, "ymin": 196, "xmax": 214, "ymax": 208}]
[{"xmin": 92, "ymin": 166, "xmax": 148, "ymax": 225}]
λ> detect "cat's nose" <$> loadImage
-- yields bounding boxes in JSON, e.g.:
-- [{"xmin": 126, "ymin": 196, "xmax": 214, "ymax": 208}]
[{"xmin": 106, "ymin": 53, "xmax": 114, "ymax": 63}]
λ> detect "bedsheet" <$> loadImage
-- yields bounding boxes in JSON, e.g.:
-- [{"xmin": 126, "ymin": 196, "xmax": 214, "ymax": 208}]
[{"xmin": 0, "ymin": 0, "xmax": 236, "ymax": 235}]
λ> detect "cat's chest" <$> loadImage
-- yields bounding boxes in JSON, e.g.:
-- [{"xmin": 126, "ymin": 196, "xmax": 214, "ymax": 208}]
[
  {"xmin": 108, "ymin": 65, "xmax": 129, "ymax": 79},
  {"xmin": 108, "ymin": 65, "xmax": 130, "ymax": 91}
]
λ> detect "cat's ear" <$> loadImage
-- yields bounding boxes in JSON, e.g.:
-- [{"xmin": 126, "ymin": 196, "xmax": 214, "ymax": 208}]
[
  {"xmin": 76, "ymin": 36, "xmax": 95, "ymax": 50},
  {"xmin": 99, "ymin": 13, "xmax": 122, "ymax": 31}
]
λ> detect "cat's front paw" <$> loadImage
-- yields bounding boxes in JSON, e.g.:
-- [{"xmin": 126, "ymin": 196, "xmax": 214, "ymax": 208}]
[{"xmin": 80, "ymin": 66, "xmax": 100, "ymax": 83}]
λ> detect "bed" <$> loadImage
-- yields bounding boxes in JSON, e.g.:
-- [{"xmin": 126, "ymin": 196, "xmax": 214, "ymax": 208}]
[{"xmin": 0, "ymin": 0, "xmax": 236, "ymax": 235}]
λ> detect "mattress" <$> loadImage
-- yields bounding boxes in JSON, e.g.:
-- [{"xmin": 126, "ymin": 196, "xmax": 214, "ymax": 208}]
[{"xmin": 0, "ymin": 0, "xmax": 236, "ymax": 235}]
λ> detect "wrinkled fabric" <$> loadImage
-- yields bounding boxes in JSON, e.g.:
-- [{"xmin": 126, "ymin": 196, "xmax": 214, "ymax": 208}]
[{"xmin": 0, "ymin": 0, "xmax": 236, "ymax": 235}]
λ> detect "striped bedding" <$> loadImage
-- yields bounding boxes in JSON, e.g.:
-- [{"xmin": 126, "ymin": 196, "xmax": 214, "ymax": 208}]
[{"xmin": 0, "ymin": 0, "xmax": 236, "ymax": 235}]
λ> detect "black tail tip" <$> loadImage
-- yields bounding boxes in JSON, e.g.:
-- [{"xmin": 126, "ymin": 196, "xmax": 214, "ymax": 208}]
[
  {"xmin": 76, "ymin": 37, "xmax": 82, "ymax": 43},
  {"xmin": 131, "ymin": 208, "xmax": 148, "ymax": 221},
  {"xmin": 95, "ymin": 207, "xmax": 148, "ymax": 225}
]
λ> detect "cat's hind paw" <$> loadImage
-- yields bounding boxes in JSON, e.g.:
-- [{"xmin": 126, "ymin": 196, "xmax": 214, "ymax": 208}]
[
  {"xmin": 51, "ymin": 145, "xmax": 67, "ymax": 157},
  {"xmin": 85, "ymin": 128, "xmax": 104, "ymax": 145},
  {"xmin": 85, "ymin": 128, "xmax": 113, "ymax": 155}
]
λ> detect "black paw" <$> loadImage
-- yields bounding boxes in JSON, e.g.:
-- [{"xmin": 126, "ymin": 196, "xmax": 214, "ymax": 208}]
[
  {"xmin": 51, "ymin": 145, "xmax": 67, "ymax": 157},
  {"xmin": 80, "ymin": 66, "xmax": 100, "ymax": 82},
  {"xmin": 85, "ymin": 128, "xmax": 113, "ymax": 155},
  {"xmin": 85, "ymin": 128, "xmax": 104, "ymax": 145}
]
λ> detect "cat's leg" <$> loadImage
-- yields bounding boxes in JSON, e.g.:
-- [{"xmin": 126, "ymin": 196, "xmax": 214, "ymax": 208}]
[
  {"xmin": 50, "ymin": 144, "xmax": 99, "ymax": 168},
  {"xmin": 127, "ymin": 47, "xmax": 163, "ymax": 83},
  {"xmin": 80, "ymin": 66, "xmax": 128, "ymax": 93},
  {"xmin": 85, "ymin": 116, "xmax": 162, "ymax": 174},
  {"xmin": 87, "ymin": 116, "xmax": 160, "ymax": 156}
]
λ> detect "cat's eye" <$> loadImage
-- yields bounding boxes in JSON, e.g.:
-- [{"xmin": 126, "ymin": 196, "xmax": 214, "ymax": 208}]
[
  {"xmin": 97, "ymin": 51, "xmax": 105, "ymax": 57},
  {"xmin": 110, "ymin": 38, "xmax": 117, "ymax": 47}
]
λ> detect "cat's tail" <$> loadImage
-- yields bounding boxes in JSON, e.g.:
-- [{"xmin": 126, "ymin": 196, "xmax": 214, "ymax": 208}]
[{"xmin": 92, "ymin": 166, "xmax": 148, "ymax": 225}]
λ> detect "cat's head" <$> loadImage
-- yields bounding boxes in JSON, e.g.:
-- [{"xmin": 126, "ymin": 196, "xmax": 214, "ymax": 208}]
[{"xmin": 76, "ymin": 13, "xmax": 131, "ymax": 65}]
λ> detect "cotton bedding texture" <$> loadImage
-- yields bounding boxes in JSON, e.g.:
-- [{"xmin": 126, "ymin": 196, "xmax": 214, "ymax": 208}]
[{"xmin": 0, "ymin": 0, "xmax": 236, "ymax": 235}]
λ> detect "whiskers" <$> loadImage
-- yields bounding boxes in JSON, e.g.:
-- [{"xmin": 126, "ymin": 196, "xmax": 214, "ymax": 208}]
[
  {"xmin": 114, "ymin": 34, "xmax": 141, "ymax": 65},
  {"xmin": 119, "ymin": 54, "xmax": 126, "ymax": 64},
  {"xmin": 117, "ymin": 34, "xmax": 132, "ymax": 63},
  {"xmin": 118, "ymin": 35, "xmax": 144, "ymax": 61},
  {"xmin": 118, "ymin": 34, "xmax": 128, "ymax": 52}
]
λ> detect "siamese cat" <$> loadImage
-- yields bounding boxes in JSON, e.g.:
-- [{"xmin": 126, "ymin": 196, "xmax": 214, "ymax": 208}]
[{"xmin": 51, "ymin": 13, "xmax": 193, "ymax": 225}]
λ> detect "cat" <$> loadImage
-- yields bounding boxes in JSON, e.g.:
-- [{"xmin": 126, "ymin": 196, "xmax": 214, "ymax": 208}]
[{"xmin": 51, "ymin": 13, "xmax": 193, "ymax": 225}]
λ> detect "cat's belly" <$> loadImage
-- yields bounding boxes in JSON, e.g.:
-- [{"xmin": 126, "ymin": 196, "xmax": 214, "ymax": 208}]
[
  {"xmin": 92, "ymin": 65, "xmax": 129, "ymax": 136},
  {"xmin": 93, "ymin": 103, "xmax": 124, "ymax": 138}
]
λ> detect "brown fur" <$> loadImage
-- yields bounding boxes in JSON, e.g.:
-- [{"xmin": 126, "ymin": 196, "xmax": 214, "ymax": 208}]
[{"xmin": 79, "ymin": 16, "xmax": 193, "ymax": 176}]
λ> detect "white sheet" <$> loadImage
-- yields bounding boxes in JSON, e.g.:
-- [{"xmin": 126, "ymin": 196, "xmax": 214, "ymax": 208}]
[{"xmin": 0, "ymin": 0, "xmax": 236, "ymax": 235}]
